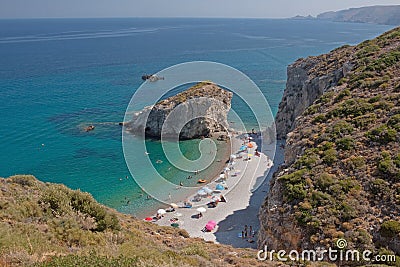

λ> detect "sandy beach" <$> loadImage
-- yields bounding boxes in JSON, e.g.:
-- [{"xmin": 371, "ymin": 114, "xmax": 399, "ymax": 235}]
[{"xmin": 150, "ymin": 132, "xmax": 285, "ymax": 249}]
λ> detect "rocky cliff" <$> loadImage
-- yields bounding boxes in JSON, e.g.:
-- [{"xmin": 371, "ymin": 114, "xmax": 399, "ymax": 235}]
[
  {"xmin": 125, "ymin": 82, "xmax": 232, "ymax": 140},
  {"xmin": 275, "ymin": 53, "xmax": 354, "ymax": 140},
  {"xmin": 317, "ymin": 5, "xmax": 400, "ymax": 25},
  {"xmin": 259, "ymin": 27, "xmax": 400, "ymax": 263}
]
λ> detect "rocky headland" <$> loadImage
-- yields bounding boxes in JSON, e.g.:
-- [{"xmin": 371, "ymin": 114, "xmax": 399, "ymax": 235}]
[
  {"xmin": 259, "ymin": 27, "xmax": 400, "ymax": 262},
  {"xmin": 317, "ymin": 5, "xmax": 400, "ymax": 26},
  {"xmin": 125, "ymin": 82, "xmax": 233, "ymax": 140}
]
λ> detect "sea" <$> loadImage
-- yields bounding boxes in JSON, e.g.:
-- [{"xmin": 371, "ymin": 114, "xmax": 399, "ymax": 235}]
[{"xmin": 0, "ymin": 18, "xmax": 392, "ymax": 216}]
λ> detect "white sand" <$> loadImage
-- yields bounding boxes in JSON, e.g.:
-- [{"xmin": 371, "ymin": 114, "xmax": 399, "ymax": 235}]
[{"xmin": 152, "ymin": 133, "xmax": 285, "ymax": 248}]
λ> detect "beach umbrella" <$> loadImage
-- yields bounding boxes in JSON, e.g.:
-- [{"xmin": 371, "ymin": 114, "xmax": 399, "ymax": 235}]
[
  {"xmin": 202, "ymin": 187, "xmax": 213, "ymax": 194},
  {"xmin": 171, "ymin": 223, "xmax": 179, "ymax": 228},
  {"xmin": 230, "ymin": 154, "xmax": 237, "ymax": 159},
  {"xmin": 205, "ymin": 223, "xmax": 215, "ymax": 231},
  {"xmin": 157, "ymin": 209, "xmax": 166, "ymax": 215},
  {"xmin": 208, "ymin": 220, "xmax": 217, "ymax": 226},
  {"xmin": 197, "ymin": 207, "xmax": 207, "ymax": 213},
  {"xmin": 224, "ymin": 167, "xmax": 230, "ymax": 171},
  {"xmin": 247, "ymin": 143, "xmax": 254, "ymax": 148},
  {"xmin": 197, "ymin": 189, "xmax": 207, "ymax": 196},
  {"xmin": 248, "ymin": 154, "xmax": 253, "ymax": 157},
  {"xmin": 240, "ymin": 145, "xmax": 247, "ymax": 151},
  {"xmin": 219, "ymin": 174, "xmax": 226, "ymax": 178},
  {"xmin": 216, "ymin": 184, "xmax": 224, "ymax": 190},
  {"xmin": 145, "ymin": 217, "xmax": 153, "ymax": 221},
  {"xmin": 170, "ymin": 203, "xmax": 179, "ymax": 209}
]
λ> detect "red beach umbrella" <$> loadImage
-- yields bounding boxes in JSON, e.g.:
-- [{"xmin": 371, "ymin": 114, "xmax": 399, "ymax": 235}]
[{"xmin": 145, "ymin": 217, "xmax": 153, "ymax": 221}]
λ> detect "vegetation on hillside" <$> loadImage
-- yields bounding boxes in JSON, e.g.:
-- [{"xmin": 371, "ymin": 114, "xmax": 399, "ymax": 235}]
[
  {"xmin": 0, "ymin": 175, "xmax": 273, "ymax": 266},
  {"xmin": 275, "ymin": 27, "xmax": 400, "ymax": 265}
]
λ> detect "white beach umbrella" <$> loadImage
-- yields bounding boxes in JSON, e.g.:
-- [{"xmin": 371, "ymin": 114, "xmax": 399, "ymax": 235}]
[
  {"xmin": 230, "ymin": 154, "xmax": 237, "ymax": 159},
  {"xmin": 219, "ymin": 174, "xmax": 226, "ymax": 178},
  {"xmin": 197, "ymin": 207, "xmax": 207, "ymax": 213},
  {"xmin": 197, "ymin": 189, "xmax": 207, "ymax": 196},
  {"xmin": 202, "ymin": 187, "xmax": 213, "ymax": 194},
  {"xmin": 170, "ymin": 203, "xmax": 179, "ymax": 209},
  {"xmin": 157, "ymin": 209, "xmax": 166, "ymax": 215},
  {"xmin": 224, "ymin": 167, "xmax": 230, "ymax": 171}
]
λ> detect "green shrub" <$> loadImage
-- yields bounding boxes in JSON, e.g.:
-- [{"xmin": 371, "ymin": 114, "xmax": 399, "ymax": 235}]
[
  {"xmin": 366, "ymin": 125, "xmax": 397, "ymax": 144},
  {"xmin": 345, "ymin": 156, "xmax": 366, "ymax": 171},
  {"xmin": 366, "ymin": 51, "xmax": 400, "ymax": 72},
  {"xmin": 295, "ymin": 150, "xmax": 320, "ymax": 169},
  {"xmin": 322, "ymin": 149, "xmax": 337, "ymax": 166},
  {"xmin": 388, "ymin": 114, "xmax": 400, "ymax": 131},
  {"xmin": 285, "ymin": 184, "xmax": 307, "ymax": 201},
  {"xmin": 380, "ymin": 220, "xmax": 400, "ymax": 237},
  {"xmin": 352, "ymin": 113, "xmax": 377, "ymax": 129},
  {"xmin": 334, "ymin": 89, "xmax": 351, "ymax": 102},
  {"xmin": 341, "ymin": 202, "xmax": 357, "ymax": 221},
  {"xmin": 313, "ymin": 114, "xmax": 326, "ymax": 124},
  {"xmin": 330, "ymin": 120, "xmax": 354, "ymax": 138},
  {"xmin": 370, "ymin": 178, "xmax": 389, "ymax": 194},
  {"xmin": 314, "ymin": 173, "xmax": 335, "ymax": 191},
  {"xmin": 328, "ymin": 99, "xmax": 374, "ymax": 118},
  {"xmin": 336, "ymin": 137, "xmax": 355, "ymax": 150},
  {"xmin": 311, "ymin": 190, "xmax": 332, "ymax": 207}
]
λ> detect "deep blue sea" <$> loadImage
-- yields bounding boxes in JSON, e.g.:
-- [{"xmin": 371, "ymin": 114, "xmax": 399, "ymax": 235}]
[{"xmin": 0, "ymin": 18, "xmax": 392, "ymax": 216}]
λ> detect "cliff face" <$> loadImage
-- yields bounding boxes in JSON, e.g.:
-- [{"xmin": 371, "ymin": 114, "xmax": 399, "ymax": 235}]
[
  {"xmin": 317, "ymin": 5, "xmax": 400, "ymax": 25},
  {"xmin": 126, "ymin": 82, "xmax": 232, "ymax": 140},
  {"xmin": 275, "ymin": 48, "xmax": 354, "ymax": 140},
  {"xmin": 259, "ymin": 27, "xmax": 400, "ymax": 260}
]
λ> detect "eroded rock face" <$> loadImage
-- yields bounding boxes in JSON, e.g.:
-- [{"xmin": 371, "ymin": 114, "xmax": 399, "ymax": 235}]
[
  {"xmin": 125, "ymin": 82, "xmax": 233, "ymax": 139},
  {"xmin": 275, "ymin": 57, "xmax": 353, "ymax": 140},
  {"xmin": 259, "ymin": 27, "xmax": 400, "ymax": 257}
]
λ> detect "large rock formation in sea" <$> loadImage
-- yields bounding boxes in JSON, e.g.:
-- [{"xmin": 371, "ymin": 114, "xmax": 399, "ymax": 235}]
[
  {"xmin": 259, "ymin": 27, "xmax": 400, "ymax": 259},
  {"xmin": 317, "ymin": 5, "xmax": 400, "ymax": 25},
  {"xmin": 125, "ymin": 82, "xmax": 233, "ymax": 139}
]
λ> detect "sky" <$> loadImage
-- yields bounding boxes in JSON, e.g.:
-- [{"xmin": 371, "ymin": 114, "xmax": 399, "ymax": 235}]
[{"xmin": 0, "ymin": 0, "xmax": 400, "ymax": 19}]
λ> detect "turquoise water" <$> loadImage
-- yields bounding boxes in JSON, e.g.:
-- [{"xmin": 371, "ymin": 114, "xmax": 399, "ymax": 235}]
[{"xmin": 0, "ymin": 18, "xmax": 392, "ymax": 215}]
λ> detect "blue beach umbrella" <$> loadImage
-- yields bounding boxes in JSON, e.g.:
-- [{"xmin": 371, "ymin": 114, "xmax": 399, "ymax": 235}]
[{"xmin": 216, "ymin": 184, "xmax": 224, "ymax": 190}]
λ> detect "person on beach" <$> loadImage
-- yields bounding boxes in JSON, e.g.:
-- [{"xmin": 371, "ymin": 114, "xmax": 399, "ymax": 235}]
[
  {"xmin": 249, "ymin": 225, "xmax": 253, "ymax": 237},
  {"xmin": 168, "ymin": 193, "xmax": 172, "ymax": 200},
  {"xmin": 244, "ymin": 225, "xmax": 248, "ymax": 238},
  {"xmin": 180, "ymin": 181, "xmax": 183, "ymax": 186},
  {"xmin": 241, "ymin": 231, "xmax": 245, "ymax": 239}
]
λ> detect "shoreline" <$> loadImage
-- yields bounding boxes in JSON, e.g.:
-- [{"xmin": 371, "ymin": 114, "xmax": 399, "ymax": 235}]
[
  {"xmin": 148, "ymin": 132, "xmax": 279, "ymax": 247},
  {"xmin": 139, "ymin": 135, "xmax": 233, "ymax": 219}
]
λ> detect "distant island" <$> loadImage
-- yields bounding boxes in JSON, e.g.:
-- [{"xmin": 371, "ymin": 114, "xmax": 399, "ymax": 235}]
[{"xmin": 292, "ymin": 5, "xmax": 400, "ymax": 25}]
